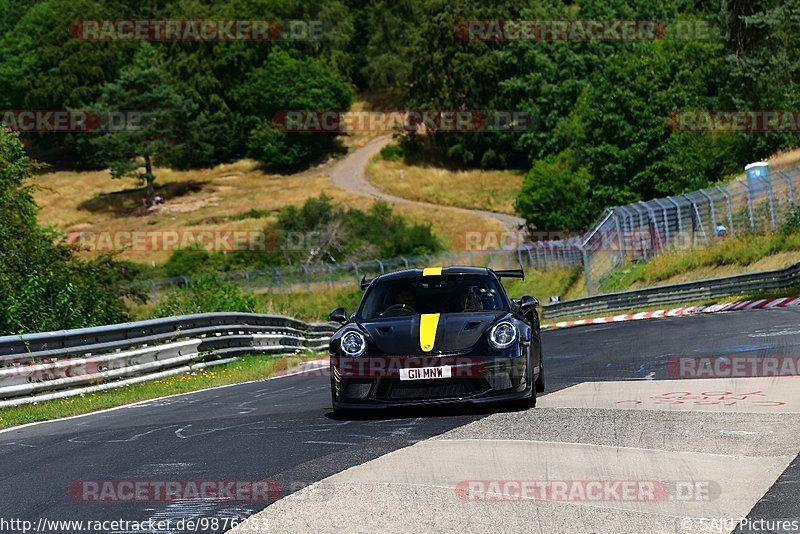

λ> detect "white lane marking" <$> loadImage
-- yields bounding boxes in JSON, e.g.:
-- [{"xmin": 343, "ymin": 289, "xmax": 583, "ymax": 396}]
[
  {"xmin": 304, "ymin": 440, "xmax": 357, "ymax": 446},
  {"xmin": 68, "ymin": 425, "xmax": 177, "ymax": 444}
]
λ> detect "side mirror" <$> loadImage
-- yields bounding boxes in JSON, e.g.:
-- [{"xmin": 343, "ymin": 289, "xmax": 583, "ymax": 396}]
[
  {"xmin": 517, "ymin": 295, "xmax": 539, "ymax": 315},
  {"xmin": 329, "ymin": 307, "xmax": 348, "ymax": 324}
]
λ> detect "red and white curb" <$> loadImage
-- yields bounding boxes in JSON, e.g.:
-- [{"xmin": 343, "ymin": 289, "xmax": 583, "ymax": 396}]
[{"xmin": 542, "ymin": 296, "xmax": 800, "ymax": 331}]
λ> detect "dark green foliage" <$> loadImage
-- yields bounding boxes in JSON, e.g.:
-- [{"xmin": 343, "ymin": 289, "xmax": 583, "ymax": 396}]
[
  {"xmin": 0, "ymin": 129, "xmax": 140, "ymax": 334},
  {"xmin": 88, "ymin": 44, "xmax": 200, "ymax": 201},
  {"xmin": 157, "ymin": 195, "xmax": 442, "ymax": 277}
]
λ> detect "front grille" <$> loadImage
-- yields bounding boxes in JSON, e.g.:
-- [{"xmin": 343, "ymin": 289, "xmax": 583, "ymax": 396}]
[{"xmin": 388, "ymin": 379, "xmax": 469, "ymax": 400}]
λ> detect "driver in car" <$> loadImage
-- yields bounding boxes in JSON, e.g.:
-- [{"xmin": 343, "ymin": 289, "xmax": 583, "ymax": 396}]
[{"xmin": 394, "ymin": 284, "xmax": 416, "ymax": 308}]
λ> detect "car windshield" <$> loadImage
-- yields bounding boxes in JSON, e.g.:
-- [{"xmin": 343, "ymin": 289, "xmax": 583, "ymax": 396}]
[{"xmin": 358, "ymin": 274, "xmax": 509, "ymax": 319}]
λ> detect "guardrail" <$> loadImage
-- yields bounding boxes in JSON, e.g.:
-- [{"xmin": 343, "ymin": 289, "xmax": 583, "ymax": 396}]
[
  {"xmin": 0, "ymin": 313, "xmax": 337, "ymax": 408},
  {"xmin": 542, "ymin": 261, "xmax": 800, "ymax": 320}
]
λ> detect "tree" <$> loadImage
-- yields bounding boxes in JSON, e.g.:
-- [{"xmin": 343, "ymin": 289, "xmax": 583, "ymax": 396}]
[
  {"xmin": 236, "ymin": 49, "xmax": 354, "ymax": 170},
  {"xmin": 515, "ymin": 150, "xmax": 596, "ymax": 231},
  {"xmin": 0, "ymin": 128, "xmax": 139, "ymax": 333},
  {"xmin": 89, "ymin": 44, "xmax": 198, "ymax": 204}
]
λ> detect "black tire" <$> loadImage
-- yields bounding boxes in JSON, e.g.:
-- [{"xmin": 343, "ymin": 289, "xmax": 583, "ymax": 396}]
[
  {"xmin": 515, "ymin": 353, "xmax": 537, "ymax": 409},
  {"xmin": 535, "ymin": 363, "xmax": 545, "ymax": 393}
]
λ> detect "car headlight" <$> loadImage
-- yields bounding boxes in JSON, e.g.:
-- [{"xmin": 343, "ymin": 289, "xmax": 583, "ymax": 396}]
[
  {"xmin": 489, "ymin": 321, "xmax": 517, "ymax": 349},
  {"xmin": 340, "ymin": 331, "xmax": 367, "ymax": 357}
]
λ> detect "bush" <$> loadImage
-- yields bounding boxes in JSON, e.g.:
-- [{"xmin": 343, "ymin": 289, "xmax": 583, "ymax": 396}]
[
  {"xmin": 515, "ymin": 150, "xmax": 597, "ymax": 231},
  {"xmin": 380, "ymin": 144, "xmax": 404, "ymax": 161},
  {"xmin": 154, "ymin": 275, "xmax": 257, "ymax": 317}
]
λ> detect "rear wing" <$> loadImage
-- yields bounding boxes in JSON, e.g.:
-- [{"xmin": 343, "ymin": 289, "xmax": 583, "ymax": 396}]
[{"xmin": 491, "ymin": 269, "xmax": 525, "ymax": 280}]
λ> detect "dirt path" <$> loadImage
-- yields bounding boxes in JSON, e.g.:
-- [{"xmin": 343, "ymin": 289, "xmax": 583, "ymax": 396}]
[{"xmin": 329, "ymin": 136, "xmax": 525, "ymax": 232}]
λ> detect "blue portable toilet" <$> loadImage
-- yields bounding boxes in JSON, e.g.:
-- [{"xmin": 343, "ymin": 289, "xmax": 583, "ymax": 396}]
[{"xmin": 744, "ymin": 161, "xmax": 770, "ymax": 193}]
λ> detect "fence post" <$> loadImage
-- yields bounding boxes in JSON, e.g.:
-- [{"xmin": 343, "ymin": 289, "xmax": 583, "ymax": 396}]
[
  {"xmin": 244, "ymin": 271, "xmax": 251, "ymax": 292},
  {"xmin": 699, "ymin": 189, "xmax": 717, "ymax": 240},
  {"xmin": 581, "ymin": 244, "xmax": 593, "ymax": 296},
  {"xmin": 739, "ymin": 181, "xmax": 756, "ymax": 231},
  {"xmin": 150, "ymin": 280, "xmax": 158, "ymax": 302},
  {"xmin": 757, "ymin": 176, "xmax": 776, "ymax": 229},
  {"xmin": 639, "ymin": 201, "xmax": 663, "ymax": 254},
  {"xmin": 613, "ymin": 210, "xmax": 625, "ymax": 266},
  {"xmin": 400, "ymin": 257, "xmax": 409, "ymax": 269},
  {"xmin": 326, "ymin": 264, "xmax": 334, "ymax": 288},
  {"xmin": 652, "ymin": 199, "xmax": 671, "ymax": 247},
  {"xmin": 302, "ymin": 265, "xmax": 311, "ymax": 293},
  {"xmin": 666, "ymin": 197, "xmax": 683, "ymax": 249},
  {"xmin": 716, "ymin": 186, "xmax": 735, "ymax": 236},
  {"xmin": 376, "ymin": 260, "xmax": 385, "ymax": 274},
  {"xmin": 779, "ymin": 171, "xmax": 796, "ymax": 212}
]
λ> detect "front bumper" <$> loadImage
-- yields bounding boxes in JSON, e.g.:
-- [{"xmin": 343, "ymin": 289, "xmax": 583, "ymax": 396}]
[{"xmin": 331, "ymin": 355, "xmax": 538, "ymax": 410}]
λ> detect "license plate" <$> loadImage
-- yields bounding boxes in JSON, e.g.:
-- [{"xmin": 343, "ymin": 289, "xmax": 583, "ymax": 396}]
[{"xmin": 399, "ymin": 366, "xmax": 452, "ymax": 381}]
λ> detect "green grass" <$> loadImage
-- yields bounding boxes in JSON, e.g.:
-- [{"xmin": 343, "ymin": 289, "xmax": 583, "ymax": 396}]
[
  {"xmin": 503, "ymin": 267, "xmax": 583, "ymax": 304},
  {"xmin": 599, "ymin": 262, "xmax": 648, "ymax": 293},
  {"xmin": 256, "ymin": 286, "xmax": 364, "ymax": 322},
  {"xmin": 0, "ymin": 354, "xmax": 324, "ymax": 430},
  {"xmin": 633, "ymin": 228, "xmax": 800, "ymax": 286}
]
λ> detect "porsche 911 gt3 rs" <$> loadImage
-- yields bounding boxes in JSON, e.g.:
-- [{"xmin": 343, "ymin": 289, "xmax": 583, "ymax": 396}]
[{"xmin": 328, "ymin": 266, "xmax": 544, "ymax": 416}]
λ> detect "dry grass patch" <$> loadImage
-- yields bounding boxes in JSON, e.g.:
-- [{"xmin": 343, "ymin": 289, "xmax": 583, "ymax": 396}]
[
  {"xmin": 32, "ymin": 158, "xmax": 503, "ymax": 263},
  {"xmin": 365, "ymin": 154, "xmax": 522, "ymax": 215}
]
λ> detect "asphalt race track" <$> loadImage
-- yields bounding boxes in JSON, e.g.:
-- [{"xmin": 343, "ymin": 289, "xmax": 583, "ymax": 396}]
[{"xmin": 2, "ymin": 308, "xmax": 800, "ymax": 534}]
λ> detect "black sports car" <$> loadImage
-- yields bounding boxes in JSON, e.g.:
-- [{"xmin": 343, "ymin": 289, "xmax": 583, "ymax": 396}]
[{"xmin": 328, "ymin": 266, "xmax": 543, "ymax": 416}]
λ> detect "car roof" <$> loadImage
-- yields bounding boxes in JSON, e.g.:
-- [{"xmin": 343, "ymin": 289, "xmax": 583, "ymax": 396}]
[{"xmin": 370, "ymin": 266, "xmax": 494, "ymax": 284}]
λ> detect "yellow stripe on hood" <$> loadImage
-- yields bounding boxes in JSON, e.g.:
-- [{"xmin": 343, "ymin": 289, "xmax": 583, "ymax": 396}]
[
  {"xmin": 422, "ymin": 267, "xmax": 442, "ymax": 276},
  {"xmin": 419, "ymin": 313, "xmax": 440, "ymax": 352}
]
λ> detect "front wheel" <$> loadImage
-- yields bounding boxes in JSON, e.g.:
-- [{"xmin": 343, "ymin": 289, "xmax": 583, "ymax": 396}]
[
  {"xmin": 535, "ymin": 364, "xmax": 545, "ymax": 393},
  {"xmin": 515, "ymin": 354, "xmax": 537, "ymax": 409}
]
